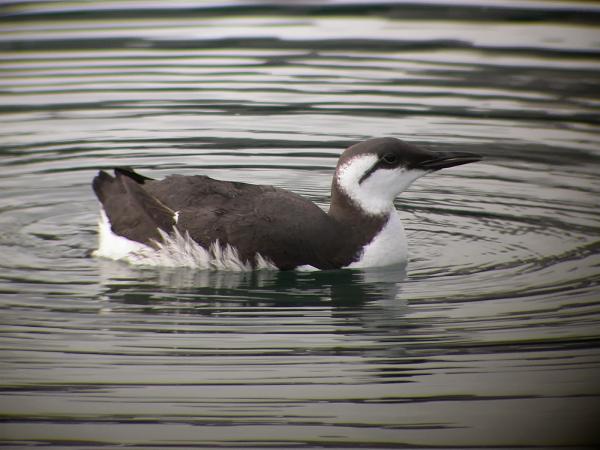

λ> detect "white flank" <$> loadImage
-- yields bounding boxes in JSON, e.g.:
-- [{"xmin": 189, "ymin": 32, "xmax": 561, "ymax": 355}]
[
  {"xmin": 93, "ymin": 209, "xmax": 277, "ymax": 271},
  {"xmin": 93, "ymin": 209, "xmax": 148, "ymax": 260},
  {"xmin": 336, "ymin": 155, "xmax": 426, "ymax": 216},
  {"xmin": 346, "ymin": 212, "xmax": 408, "ymax": 269}
]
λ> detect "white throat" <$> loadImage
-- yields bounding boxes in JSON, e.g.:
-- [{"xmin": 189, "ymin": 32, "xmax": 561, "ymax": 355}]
[{"xmin": 335, "ymin": 154, "xmax": 426, "ymax": 216}]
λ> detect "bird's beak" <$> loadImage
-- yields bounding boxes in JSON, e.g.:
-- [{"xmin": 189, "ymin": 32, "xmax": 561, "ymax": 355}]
[{"xmin": 415, "ymin": 151, "xmax": 482, "ymax": 171}]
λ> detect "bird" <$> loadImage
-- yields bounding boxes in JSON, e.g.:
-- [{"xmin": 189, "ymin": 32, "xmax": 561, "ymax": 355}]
[{"xmin": 92, "ymin": 137, "xmax": 480, "ymax": 271}]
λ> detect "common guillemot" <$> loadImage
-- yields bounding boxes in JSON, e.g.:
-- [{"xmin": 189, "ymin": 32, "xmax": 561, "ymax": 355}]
[{"xmin": 92, "ymin": 137, "xmax": 480, "ymax": 270}]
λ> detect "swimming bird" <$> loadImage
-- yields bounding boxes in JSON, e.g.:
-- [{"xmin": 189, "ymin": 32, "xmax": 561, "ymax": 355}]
[{"xmin": 92, "ymin": 137, "xmax": 480, "ymax": 270}]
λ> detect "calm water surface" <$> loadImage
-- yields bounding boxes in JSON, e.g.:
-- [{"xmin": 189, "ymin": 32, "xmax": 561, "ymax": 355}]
[{"xmin": 1, "ymin": 1, "xmax": 600, "ymax": 448}]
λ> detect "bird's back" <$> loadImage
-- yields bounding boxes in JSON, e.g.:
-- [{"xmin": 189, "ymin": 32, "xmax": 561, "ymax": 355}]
[
  {"xmin": 148, "ymin": 174, "xmax": 342, "ymax": 269},
  {"xmin": 95, "ymin": 171, "xmax": 345, "ymax": 269}
]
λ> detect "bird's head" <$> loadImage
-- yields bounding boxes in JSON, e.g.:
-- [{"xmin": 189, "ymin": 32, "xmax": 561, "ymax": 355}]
[{"xmin": 334, "ymin": 137, "xmax": 481, "ymax": 216}]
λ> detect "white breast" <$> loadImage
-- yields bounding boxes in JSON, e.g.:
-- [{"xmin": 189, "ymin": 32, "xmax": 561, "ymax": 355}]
[{"xmin": 346, "ymin": 212, "xmax": 408, "ymax": 269}]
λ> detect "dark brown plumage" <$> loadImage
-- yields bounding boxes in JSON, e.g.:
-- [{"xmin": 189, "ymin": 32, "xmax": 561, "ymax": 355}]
[
  {"xmin": 93, "ymin": 169, "xmax": 381, "ymax": 269},
  {"xmin": 92, "ymin": 138, "xmax": 480, "ymax": 270}
]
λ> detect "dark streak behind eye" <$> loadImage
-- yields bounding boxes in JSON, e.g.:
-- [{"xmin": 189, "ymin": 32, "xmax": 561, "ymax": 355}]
[
  {"xmin": 359, "ymin": 153, "xmax": 403, "ymax": 184},
  {"xmin": 358, "ymin": 159, "xmax": 385, "ymax": 184}
]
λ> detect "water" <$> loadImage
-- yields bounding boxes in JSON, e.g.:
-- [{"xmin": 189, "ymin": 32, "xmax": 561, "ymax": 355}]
[{"xmin": 1, "ymin": 1, "xmax": 600, "ymax": 448}]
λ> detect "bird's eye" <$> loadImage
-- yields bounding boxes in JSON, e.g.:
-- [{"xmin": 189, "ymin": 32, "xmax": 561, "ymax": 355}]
[{"xmin": 381, "ymin": 153, "xmax": 398, "ymax": 165}]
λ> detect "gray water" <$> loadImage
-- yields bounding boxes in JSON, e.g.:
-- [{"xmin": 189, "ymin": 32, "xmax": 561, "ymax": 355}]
[{"xmin": 1, "ymin": 1, "xmax": 600, "ymax": 448}]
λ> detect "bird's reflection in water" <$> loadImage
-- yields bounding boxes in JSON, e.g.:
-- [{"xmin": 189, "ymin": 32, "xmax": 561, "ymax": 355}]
[
  {"xmin": 96, "ymin": 259, "xmax": 413, "ymax": 370},
  {"xmin": 96, "ymin": 259, "xmax": 407, "ymax": 309}
]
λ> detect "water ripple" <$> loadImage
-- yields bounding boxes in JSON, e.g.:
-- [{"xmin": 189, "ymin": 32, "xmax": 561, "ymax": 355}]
[{"xmin": 1, "ymin": 1, "xmax": 600, "ymax": 448}]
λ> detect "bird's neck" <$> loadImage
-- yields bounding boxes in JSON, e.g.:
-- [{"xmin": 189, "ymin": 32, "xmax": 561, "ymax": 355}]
[{"xmin": 328, "ymin": 180, "xmax": 390, "ymax": 245}]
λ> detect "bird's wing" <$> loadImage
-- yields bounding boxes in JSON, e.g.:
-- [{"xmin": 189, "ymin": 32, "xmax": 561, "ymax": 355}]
[
  {"xmin": 219, "ymin": 189, "xmax": 341, "ymax": 269},
  {"xmin": 92, "ymin": 170, "xmax": 176, "ymax": 246},
  {"xmin": 146, "ymin": 175, "xmax": 341, "ymax": 269}
]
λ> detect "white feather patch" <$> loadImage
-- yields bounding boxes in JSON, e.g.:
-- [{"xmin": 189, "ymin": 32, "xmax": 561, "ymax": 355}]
[
  {"xmin": 93, "ymin": 209, "xmax": 148, "ymax": 260},
  {"xmin": 336, "ymin": 154, "xmax": 426, "ymax": 216},
  {"xmin": 93, "ymin": 210, "xmax": 277, "ymax": 271},
  {"xmin": 346, "ymin": 212, "xmax": 408, "ymax": 269}
]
